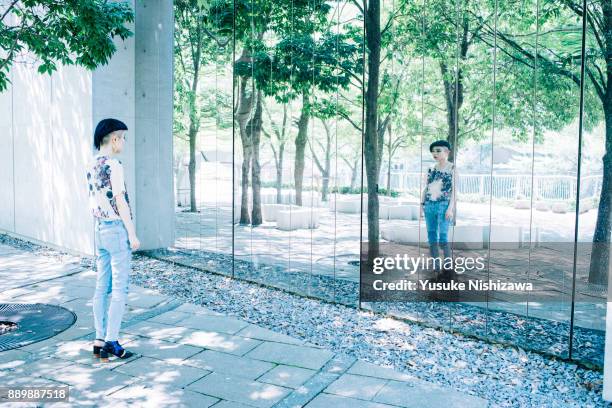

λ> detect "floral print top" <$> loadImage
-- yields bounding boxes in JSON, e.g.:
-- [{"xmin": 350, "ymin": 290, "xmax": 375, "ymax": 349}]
[
  {"xmin": 424, "ymin": 162, "xmax": 454, "ymax": 203},
  {"xmin": 86, "ymin": 155, "xmax": 132, "ymax": 220}
]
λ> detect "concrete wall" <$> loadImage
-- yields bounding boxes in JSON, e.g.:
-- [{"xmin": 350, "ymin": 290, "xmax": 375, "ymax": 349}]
[{"xmin": 0, "ymin": 1, "xmax": 174, "ymax": 256}]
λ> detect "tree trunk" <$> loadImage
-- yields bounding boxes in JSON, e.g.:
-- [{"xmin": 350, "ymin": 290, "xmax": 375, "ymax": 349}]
[
  {"xmin": 588, "ymin": 101, "xmax": 612, "ymax": 284},
  {"xmin": 386, "ymin": 124, "xmax": 393, "ymax": 195},
  {"xmin": 587, "ymin": 2, "xmax": 612, "ymax": 285},
  {"xmin": 236, "ymin": 74, "xmax": 254, "ymax": 225},
  {"xmin": 350, "ymin": 157, "xmax": 359, "ymax": 190},
  {"xmin": 365, "ymin": 0, "xmax": 382, "ymax": 261},
  {"xmin": 295, "ymin": 92, "xmax": 310, "ymax": 206},
  {"xmin": 187, "ymin": 57, "xmax": 201, "ymax": 212},
  {"xmin": 440, "ymin": 61, "xmax": 459, "ymax": 153},
  {"xmin": 240, "ymin": 143, "xmax": 251, "ymax": 225},
  {"xmin": 249, "ymin": 90, "xmax": 264, "ymax": 226},
  {"xmin": 318, "ymin": 119, "xmax": 332, "ymax": 202},
  {"xmin": 276, "ymin": 144, "xmax": 284, "ymax": 204},
  {"xmin": 322, "ymin": 143, "xmax": 331, "ymax": 202},
  {"xmin": 188, "ymin": 121, "xmax": 197, "ymax": 212},
  {"xmin": 440, "ymin": 16, "xmax": 467, "ymax": 157}
]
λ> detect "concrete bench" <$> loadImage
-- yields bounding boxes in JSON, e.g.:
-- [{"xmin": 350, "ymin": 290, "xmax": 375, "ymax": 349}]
[
  {"xmin": 379, "ymin": 204, "xmax": 390, "ymax": 220},
  {"xmin": 514, "ymin": 199, "xmax": 531, "ymax": 210},
  {"xmin": 535, "ymin": 201, "xmax": 550, "ymax": 212},
  {"xmin": 551, "ymin": 202, "xmax": 569, "ymax": 214},
  {"xmin": 484, "ymin": 225, "xmax": 522, "ymax": 249},
  {"xmin": 387, "ymin": 204, "xmax": 418, "ymax": 220},
  {"xmin": 335, "ymin": 197, "xmax": 362, "ymax": 214},
  {"xmin": 579, "ymin": 199, "xmax": 593, "ymax": 214},
  {"xmin": 262, "ymin": 204, "xmax": 300, "ymax": 222},
  {"xmin": 276, "ymin": 208, "xmax": 320, "ymax": 230},
  {"xmin": 449, "ymin": 225, "xmax": 485, "ymax": 249},
  {"xmin": 383, "ymin": 223, "xmax": 523, "ymax": 250},
  {"xmin": 381, "ymin": 224, "xmax": 429, "ymax": 246}
]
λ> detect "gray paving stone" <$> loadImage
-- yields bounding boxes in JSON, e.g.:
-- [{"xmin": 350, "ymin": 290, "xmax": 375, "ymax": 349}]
[
  {"xmin": 235, "ymin": 324, "xmax": 304, "ymax": 345},
  {"xmin": 51, "ymin": 319, "xmax": 95, "ymax": 342},
  {"xmin": 176, "ymin": 314, "xmax": 249, "ymax": 334},
  {"xmin": 122, "ymin": 335, "xmax": 203, "ymax": 363},
  {"xmin": 126, "ymin": 291, "xmax": 169, "ymax": 309},
  {"xmin": 9, "ymin": 355, "xmax": 74, "ymax": 378},
  {"xmin": 273, "ymin": 371, "xmax": 339, "ymax": 408},
  {"xmin": 373, "ymin": 380, "xmax": 489, "ymax": 408},
  {"xmin": 40, "ymin": 363, "xmax": 138, "ymax": 397},
  {"xmin": 257, "ymin": 365, "xmax": 316, "ymax": 388},
  {"xmin": 324, "ymin": 374, "xmax": 388, "ymax": 400},
  {"xmin": 0, "ymin": 287, "xmax": 35, "ymax": 299},
  {"xmin": 11, "ymin": 291, "xmax": 79, "ymax": 305},
  {"xmin": 179, "ymin": 329, "xmax": 262, "ymax": 356},
  {"xmin": 347, "ymin": 360, "xmax": 419, "ymax": 382},
  {"xmin": 148, "ymin": 310, "xmax": 192, "ymax": 325},
  {"xmin": 321, "ymin": 354, "xmax": 357, "ymax": 374},
  {"xmin": 182, "ymin": 349, "xmax": 274, "ymax": 379},
  {"xmin": 122, "ymin": 320, "xmax": 193, "ymax": 342},
  {"xmin": 0, "ymin": 349, "xmax": 32, "ymax": 370},
  {"xmin": 246, "ymin": 342, "xmax": 334, "ymax": 370},
  {"xmin": 305, "ymin": 393, "xmax": 392, "ymax": 408},
  {"xmin": 0, "ymin": 371, "xmax": 67, "ymax": 391},
  {"xmin": 186, "ymin": 372, "xmax": 290, "ymax": 408},
  {"xmin": 113, "ymin": 356, "xmax": 210, "ymax": 388},
  {"xmin": 173, "ymin": 303, "xmax": 223, "ymax": 315},
  {"xmin": 105, "ymin": 383, "xmax": 219, "ymax": 407},
  {"xmin": 211, "ymin": 401, "xmax": 256, "ymax": 408}
]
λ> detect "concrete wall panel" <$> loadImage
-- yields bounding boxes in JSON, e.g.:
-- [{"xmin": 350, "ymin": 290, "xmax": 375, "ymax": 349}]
[{"xmin": 13, "ymin": 122, "xmax": 54, "ymax": 242}]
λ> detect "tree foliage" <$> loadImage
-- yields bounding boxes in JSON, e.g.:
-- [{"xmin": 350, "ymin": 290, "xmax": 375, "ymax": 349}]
[{"xmin": 0, "ymin": 0, "xmax": 133, "ymax": 91}]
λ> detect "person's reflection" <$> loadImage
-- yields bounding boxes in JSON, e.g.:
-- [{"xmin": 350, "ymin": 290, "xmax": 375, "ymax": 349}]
[{"xmin": 420, "ymin": 140, "xmax": 457, "ymax": 283}]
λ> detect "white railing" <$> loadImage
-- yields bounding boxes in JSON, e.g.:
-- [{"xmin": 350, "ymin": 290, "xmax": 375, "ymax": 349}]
[{"xmin": 381, "ymin": 172, "xmax": 603, "ymax": 201}]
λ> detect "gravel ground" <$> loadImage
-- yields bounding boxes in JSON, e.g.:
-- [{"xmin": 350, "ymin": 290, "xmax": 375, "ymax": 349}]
[{"xmin": 0, "ymin": 233, "xmax": 607, "ymax": 407}]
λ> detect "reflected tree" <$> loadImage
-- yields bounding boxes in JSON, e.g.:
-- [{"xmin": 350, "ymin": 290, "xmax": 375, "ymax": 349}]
[
  {"xmin": 475, "ymin": 0, "xmax": 611, "ymax": 284},
  {"xmin": 175, "ymin": 0, "xmax": 232, "ymax": 212}
]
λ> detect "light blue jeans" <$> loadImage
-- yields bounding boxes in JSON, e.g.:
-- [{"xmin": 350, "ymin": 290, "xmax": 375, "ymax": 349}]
[
  {"xmin": 93, "ymin": 219, "xmax": 131, "ymax": 342},
  {"xmin": 424, "ymin": 200, "xmax": 452, "ymax": 262}
]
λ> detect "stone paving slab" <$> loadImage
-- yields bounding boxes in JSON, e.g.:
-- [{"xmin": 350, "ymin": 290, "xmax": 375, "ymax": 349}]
[
  {"xmin": 182, "ymin": 348, "xmax": 275, "ymax": 379},
  {"xmin": 372, "ymin": 379, "xmax": 489, "ymax": 408},
  {"xmin": 179, "ymin": 329, "xmax": 263, "ymax": 356},
  {"xmin": 147, "ymin": 309, "xmax": 193, "ymax": 325},
  {"xmin": 258, "ymin": 365, "xmax": 316, "ymax": 388},
  {"xmin": 176, "ymin": 313, "xmax": 249, "ymax": 334},
  {"xmin": 212, "ymin": 400, "xmax": 258, "ymax": 408},
  {"xmin": 246, "ymin": 341, "xmax": 335, "ymax": 370},
  {"xmin": 112, "ymin": 356, "xmax": 211, "ymax": 388},
  {"xmin": 305, "ymin": 393, "xmax": 391, "ymax": 408},
  {"xmin": 186, "ymin": 371, "xmax": 291, "ymax": 408},
  {"xmin": 324, "ymin": 373, "xmax": 388, "ymax": 400},
  {"xmin": 0, "ymin": 240, "xmax": 490, "ymax": 407},
  {"xmin": 122, "ymin": 320, "xmax": 192, "ymax": 342},
  {"xmin": 347, "ymin": 360, "xmax": 420, "ymax": 382},
  {"xmin": 173, "ymin": 302, "xmax": 223, "ymax": 315},
  {"xmin": 105, "ymin": 383, "xmax": 220, "ymax": 407},
  {"xmin": 121, "ymin": 335, "xmax": 204, "ymax": 363},
  {"xmin": 235, "ymin": 324, "xmax": 306, "ymax": 346}
]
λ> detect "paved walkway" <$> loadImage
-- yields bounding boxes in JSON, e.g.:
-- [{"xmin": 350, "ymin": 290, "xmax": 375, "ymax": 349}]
[{"xmin": 0, "ymin": 242, "xmax": 488, "ymax": 407}]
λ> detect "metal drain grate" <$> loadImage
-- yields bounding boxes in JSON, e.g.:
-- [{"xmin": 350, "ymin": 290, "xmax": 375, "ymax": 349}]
[{"xmin": 0, "ymin": 304, "xmax": 76, "ymax": 352}]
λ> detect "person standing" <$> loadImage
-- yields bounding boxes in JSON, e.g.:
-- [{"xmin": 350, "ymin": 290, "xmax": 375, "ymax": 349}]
[
  {"xmin": 86, "ymin": 118, "xmax": 140, "ymax": 361},
  {"xmin": 420, "ymin": 140, "xmax": 457, "ymax": 280}
]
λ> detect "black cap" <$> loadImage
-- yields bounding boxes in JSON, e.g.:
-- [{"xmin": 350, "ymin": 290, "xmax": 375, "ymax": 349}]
[
  {"xmin": 429, "ymin": 140, "xmax": 451, "ymax": 152},
  {"xmin": 94, "ymin": 118, "xmax": 128, "ymax": 150}
]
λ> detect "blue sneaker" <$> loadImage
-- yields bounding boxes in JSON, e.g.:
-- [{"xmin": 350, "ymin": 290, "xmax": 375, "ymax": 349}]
[{"xmin": 102, "ymin": 340, "xmax": 134, "ymax": 360}]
